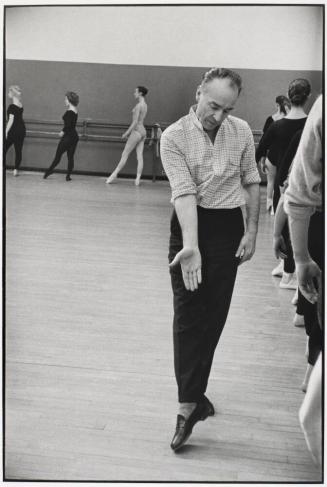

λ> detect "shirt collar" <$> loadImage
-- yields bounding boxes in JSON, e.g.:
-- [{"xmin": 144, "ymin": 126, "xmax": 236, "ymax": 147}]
[{"xmin": 189, "ymin": 105, "xmax": 204, "ymax": 130}]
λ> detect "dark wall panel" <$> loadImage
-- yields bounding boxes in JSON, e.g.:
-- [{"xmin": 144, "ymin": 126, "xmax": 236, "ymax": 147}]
[{"xmin": 5, "ymin": 59, "xmax": 322, "ymax": 175}]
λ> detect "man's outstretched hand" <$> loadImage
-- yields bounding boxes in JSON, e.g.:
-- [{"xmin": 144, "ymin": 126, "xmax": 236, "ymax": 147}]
[{"xmin": 169, "ymin": 247, "xmax": 202, "ymax": 291}]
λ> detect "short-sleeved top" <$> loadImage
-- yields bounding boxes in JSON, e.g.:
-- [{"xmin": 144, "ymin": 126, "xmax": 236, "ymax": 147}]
[
  {"xmin": 262, "ymin": 115, "xmax": 274, "ymax": 134},
  {"xmin": 7, "ymin": 104, "xmax": 26, "ymax": 134},
  {"xmin": 62, "ymin": 110, "xmax": 78, "ymax": 137},
  {"xmin": 256, "ymin": 117, "xmax": 307, "ymax": 167},
  {"xmin": 160, "ymin": 107, "xmax": 261, "ymax": 209}
]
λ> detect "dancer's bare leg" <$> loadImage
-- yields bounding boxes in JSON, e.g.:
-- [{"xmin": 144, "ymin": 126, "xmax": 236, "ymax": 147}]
[
  {"xmin": 265, "ymin": 158, "xmax": 276, "ymax": 213},
  {"xmin": 106, "ymin": 131, "xmax": 141, "ymax": 184},
  {"xmin": 135, "ymin": 138, "xmax": 145, "ymax": 186},
  {"xmin": 299, "ymin": 353, "xmax": 322, "ymax": 467}
]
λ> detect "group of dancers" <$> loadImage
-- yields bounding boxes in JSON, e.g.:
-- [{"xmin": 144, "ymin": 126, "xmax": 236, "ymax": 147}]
[
  {"xmin": 256, "ymin": 78, "xmax": 322, "ymax": 394},
  {"xmin": 5, "ymin": 85, "xmax": 149, "ymax": 185}
]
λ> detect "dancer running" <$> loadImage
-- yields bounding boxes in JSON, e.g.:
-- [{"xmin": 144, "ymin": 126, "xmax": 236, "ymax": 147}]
[
  {"xmin": 5, "ymin": 85, "xmax": 26, "ymax": 177},
  {"xmin": 43, "ymin": 91, "xmax": 79, "ymax": 181},
  {"xmin": 106, "ymin": 86, "xmax": 148, "ymax": 186}
]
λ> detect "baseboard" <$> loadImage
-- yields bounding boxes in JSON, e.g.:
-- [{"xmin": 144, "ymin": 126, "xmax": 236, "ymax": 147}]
[{"xmin": 5, "ymin": 166, "xmax": 168, "ymax": 181}]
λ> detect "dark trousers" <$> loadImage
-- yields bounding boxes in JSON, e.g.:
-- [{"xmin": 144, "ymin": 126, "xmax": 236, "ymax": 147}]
[
  {"xmin": 47, "ymin": 135, "xmax": 78, "ymax": 176},
  {"xmin": 5, "ymin": 132, "xmax": 25, "ymax": 169},
  {"xmin": 299, "ymin": 211, "xmax": 323, "ymax": 366},
  {"xmin": 168, "ymin": 206, "xmax": 244, "ymax": 403},
  {"xmin": 273, "ymin": 184, "xmax": 295, "ymax": 274}
]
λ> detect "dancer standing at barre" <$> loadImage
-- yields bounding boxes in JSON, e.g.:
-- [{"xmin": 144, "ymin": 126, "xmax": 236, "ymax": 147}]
[
  {"xmin": 5, "ymin": 85, "xmax": 26, "ymax": 177},
  {"xmin": 43, "ymin": 91, "xmax": 79, "ymax": 182},
  {"xmin": 106, "ymin": 86, "xmax": 148, "ymax": 186}
]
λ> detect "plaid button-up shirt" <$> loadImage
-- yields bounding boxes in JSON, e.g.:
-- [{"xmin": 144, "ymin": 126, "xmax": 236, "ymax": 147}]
[{"xmin": 160, "ymin": 107, "xmax": 261, "ymax": 208}]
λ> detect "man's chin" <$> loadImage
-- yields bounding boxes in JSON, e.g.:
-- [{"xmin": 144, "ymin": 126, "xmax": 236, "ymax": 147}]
[{"xmin": 204, "ymin": 122, "xmax": 219, "ymax": 130}]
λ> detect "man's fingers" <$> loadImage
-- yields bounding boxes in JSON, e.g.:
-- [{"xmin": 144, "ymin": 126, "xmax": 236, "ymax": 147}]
[
  {"xmin": 192, "ymin": 271, "xmax": 199, "ymax": 290},
  {"xmin": 182, "ymin": 268, "xmax": 202, "ymax": 291},
  {"xmin": 182, "ymin": 272, "xmax": 190, "ymax": 291},
  {"xmin": 197, "ymin": 268, "xmax": 202, "ymax": 284},
  {"xmin": 235, "ymin": 242, "xmax": 244, "ymax": 258}
]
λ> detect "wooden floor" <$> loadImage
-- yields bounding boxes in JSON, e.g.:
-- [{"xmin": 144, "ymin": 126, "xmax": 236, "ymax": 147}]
[{"xmin": 5, "ymin": 171, "xmax": 322, "ymax": 482}]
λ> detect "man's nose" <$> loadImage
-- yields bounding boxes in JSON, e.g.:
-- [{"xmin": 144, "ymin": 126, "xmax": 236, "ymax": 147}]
[{"xmin": 213, "ymin": 109, "xmax": 224, "ymax": 122}]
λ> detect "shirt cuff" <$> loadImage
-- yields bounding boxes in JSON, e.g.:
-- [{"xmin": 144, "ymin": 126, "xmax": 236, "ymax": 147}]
[
  {"xmin": 171, "ymin": 186, "xmax": 197, "ymax": 201},
  {"xmin": 283, "ymin": 201, "xmax": 316, "ymax": 220},
  {"xmin": 241, "ymin": 171, "xmax": 261, "ymax": 186}
]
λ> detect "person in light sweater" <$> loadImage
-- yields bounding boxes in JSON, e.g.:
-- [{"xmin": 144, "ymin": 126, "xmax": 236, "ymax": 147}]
[{"xmin": 284, "ymin": 95, "xmax": 322, "ymax": 469}]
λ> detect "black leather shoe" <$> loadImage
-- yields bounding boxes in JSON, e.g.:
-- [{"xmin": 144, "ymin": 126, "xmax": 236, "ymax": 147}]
[
  {"xmin": 170, "ymin": 402, "xmax": 206, "ymax": 452},
  {"xmin": 66, "ymin": 175, "xmax": 72, "ymax": 181},
  {"xmin": 43, "ymin": 171, "xmax": 50, "ymax": 179},
  {"xmin": 202, "ymin": 395, "xmax": 215, "ymax": 417}
]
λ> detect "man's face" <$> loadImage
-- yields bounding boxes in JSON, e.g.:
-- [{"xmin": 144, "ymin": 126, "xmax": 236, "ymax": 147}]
[{"xmin": 196, "ymin": 78, "xmax": 239, "ymax": 131}]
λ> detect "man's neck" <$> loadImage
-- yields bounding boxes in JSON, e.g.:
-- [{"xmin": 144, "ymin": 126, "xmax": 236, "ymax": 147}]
[{"xmin": 204, "ymin": 126, "xmax": 219, "ymax": 144}]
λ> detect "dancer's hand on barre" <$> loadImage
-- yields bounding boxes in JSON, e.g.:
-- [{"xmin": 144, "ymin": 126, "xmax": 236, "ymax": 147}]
[
  {"xmin": 169, "ymin": 247, "xmax": 202, "ymax": 291},
  {"xmin": 59, "ymin": 131, "xmax": 64, "ymax": 137}
]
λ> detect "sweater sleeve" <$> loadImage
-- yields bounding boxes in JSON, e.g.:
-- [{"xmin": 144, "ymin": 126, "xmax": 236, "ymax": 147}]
[{"xmin": 284, "ymin": 96, "xmax": 322, "ymax": 219}]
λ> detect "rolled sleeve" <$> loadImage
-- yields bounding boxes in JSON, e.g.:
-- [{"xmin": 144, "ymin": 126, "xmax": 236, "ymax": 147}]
[
  {"xmin": 241, "ymin": 129, "xmax": 261, "ymax": 186},
  {"xmin": 160, "ymin": 131, "xmax": 197, "ymax": 201}
]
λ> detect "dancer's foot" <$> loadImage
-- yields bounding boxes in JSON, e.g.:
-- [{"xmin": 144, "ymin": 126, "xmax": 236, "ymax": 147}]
[
  {"xmin": 291, "ymin": 288, "xmax": 298, "ymax": 306},
  {"xmin": 66, "ymin": 175, "xmax": 72, "ymax": 181},
  {"xmin": 293, "ymin": 312, "xmax": 305, "ymax": 327},
  {"xmin": 279, "ymin": 272, "xmax": 297, "ymax": 290},
  {"xmin": 13, "ymin": 169, "xmax": 19, "ymax": 177},
  {"xmin": 135, "ymin": 176, "xmax": 141, "ymax": 186},
  {"xmin": 301, "ymin": 364, "xmax": 313, "ymax": 393},
  {"xmin": 272, "ymin": 260, "xmax": 283, "ymax": 277},
  {"xmin": 106, "ymin": 174, "xmax": 116, "ymax": 184},
  {"xmin": 266, "ymin": 198, "xmax": 273, "ymax": 212},
  {"xmin": 43, "ymin": 170, "xmax": 52, "ymax": 179}
]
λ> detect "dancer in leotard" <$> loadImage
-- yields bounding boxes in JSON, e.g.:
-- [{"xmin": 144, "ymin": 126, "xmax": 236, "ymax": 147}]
[
  {"xmin": 43, "ymin": 91, "xmax": 79, "ymax": 181},
  {"xmin": 106, "ymin": 86, "xmax": 148, "ymax": 186},
  {"xmin": 5, "ymin": 85, "xmax": 26, "ymax": 176}
]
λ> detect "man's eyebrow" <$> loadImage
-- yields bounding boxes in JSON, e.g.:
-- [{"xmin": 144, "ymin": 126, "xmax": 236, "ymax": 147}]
[{"xmin": 210, "ymin": 102, "xmax": 234, "ymax": 111}]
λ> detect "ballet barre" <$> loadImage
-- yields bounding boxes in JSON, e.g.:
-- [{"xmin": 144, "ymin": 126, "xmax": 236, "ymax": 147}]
[{"xmin": 24, "ymin": 118, "xmax": 163, "ymax": 181}]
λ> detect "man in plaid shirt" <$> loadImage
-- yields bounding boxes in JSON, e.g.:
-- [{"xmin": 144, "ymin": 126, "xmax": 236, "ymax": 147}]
[{"xmin": 160, "ymin": 68, "xmax": 261, "ymax": 451}]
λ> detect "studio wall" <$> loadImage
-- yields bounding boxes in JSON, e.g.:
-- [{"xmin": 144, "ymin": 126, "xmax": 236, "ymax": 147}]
[{"xmin": 5, "ymin": 5, "xmax": 323, "ymax": 177}]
